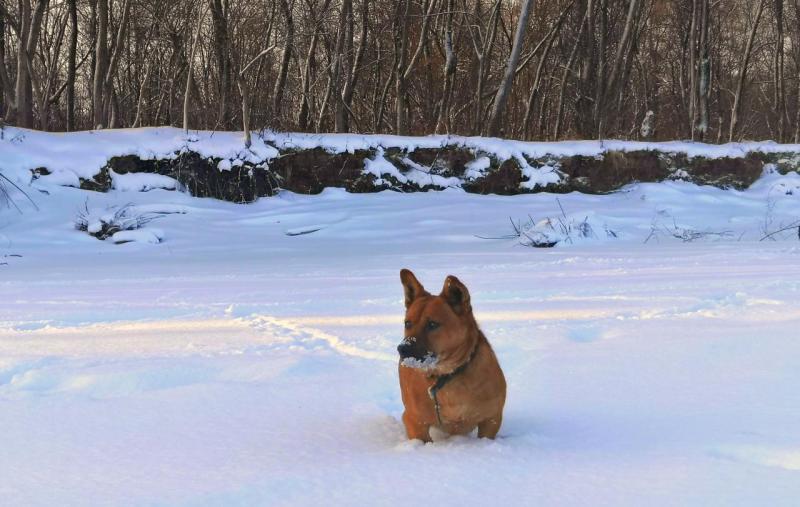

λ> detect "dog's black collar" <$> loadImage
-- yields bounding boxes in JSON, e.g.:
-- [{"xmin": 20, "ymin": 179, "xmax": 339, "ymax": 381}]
[{"xmin": 427, "ymin": 339, "xmax": 481, "ymax": 427}]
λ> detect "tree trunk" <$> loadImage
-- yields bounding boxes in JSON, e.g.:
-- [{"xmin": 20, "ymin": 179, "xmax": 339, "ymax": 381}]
[
  {"xmin": 333, "ymin": 0, "xmax": 352, "ymax": 132},
  {"xmin": 592, "ymin": 0, "xmax": 607, "ymax": 138},
  {"xmin": 272, "ymin": 0, "xmax": 294, "ymax": 121},
  {"xmin": 184, "ymin": 4, "xmax": 209, "ymax": 134},
  {"xmin": 576, "ymin": 0, "xmax": 597, "ymax": 138},
  {"xmin": 695, "ymin": 0, "xmax": 711, "ymax": 140},
  {"xmin": 239, "ymin": 46, "xmax": 277, "ymax": 146},
  {"xmin": 773, "ymin": 0, "xmax": 786, "ymax": 141},
  {"xmin": 10, "ymin": 0, "xmax": 49, "ymax": 128},
  {"xmin": 487, "ymin": 0, "xmax": 535, "ymax": 137},
  {"xmin": 469, "ymin": 0, "xmax": 500, "ymax": 134},
  {"xmin": 297, "ymin": 0, "xmax": 332, "ymax": 130},
  {"xmin": 238, "ymin": 78, "xmax": 251, "ymax": 148},
  {"xmin": 395, "ymin": 0, "xmax": 436, "ymax": 134},
  {"xmin": 38, "ymin": 9, "xmax": 68, "ymax": 130},
  {"xmin": 435, "ymin": 0, "xmax": 456, "ymax": 133},
  {"xmin": 793, "ymin": 0, "xmax": 800, "ymax": 142},
  {"xmin": 67, "ymin": 0, "xmax": 78, "ymax": 131},
  {"xmin": 0, "ymin": 11, "xmax": 11, "ymax": 117},
  {"xmin": 688, "ymin": 0, "xmax": 698, "ymax": 138},
  {"xmin": 210, "ymin": 0, "xmax": 231, "ymax": 128},
  {"xmin": 554, "ymin": 12, "xmax": 586, "ymax": 140},
  {"xmin": 394, "ymin": 0, "xmax": 411, "ymax": 134},
  {"xmin": 103, "ymin": 0, "xmax": 132, "ymax": 128},
  {"xmin": 729, "ymin": 0, "xmax": 765, "ymax": 142},
  {"xmin": 520, "ymin": 0, "xmax": 574, "ymax": 139},
  {"xmin": 93, "ymin": 0, "xmax": 109, "ymax": 128},
  {"xmin": 338, "ymin": 0, "xmax": 369, "ymax": 133},
  {"xmin": 133, "ymin": 58, "xmax": 153, "ymax": 128}
]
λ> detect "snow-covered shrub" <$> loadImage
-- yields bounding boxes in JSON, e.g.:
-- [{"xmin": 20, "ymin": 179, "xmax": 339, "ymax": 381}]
[
  {"xmin": 516, "ymin": 214, "xmax": 608, "ymax": 248},
  {"xmin": 482, "ymin": 200, "xmax": 619, "ymax": 248},
  {"xmin": 75, "ymin": 203, "xmax": 173, "ymax": 244}
]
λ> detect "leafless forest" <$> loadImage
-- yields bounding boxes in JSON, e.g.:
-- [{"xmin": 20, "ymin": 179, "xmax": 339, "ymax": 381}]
[{"xmin": 0, "ymin": 0, "xmax": 797, "ymax": 142}]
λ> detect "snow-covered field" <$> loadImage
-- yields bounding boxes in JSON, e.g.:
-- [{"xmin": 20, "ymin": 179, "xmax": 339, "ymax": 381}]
[{"xmin": 2, "ymin": 131, "xmax": 800, "ymax": 506}]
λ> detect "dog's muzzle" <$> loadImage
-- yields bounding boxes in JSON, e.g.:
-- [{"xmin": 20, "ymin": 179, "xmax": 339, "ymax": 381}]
[
  {"xmin": 397, "ymin": 339, "xmax": 416, "ymax": 358},
  {"xmin": 397, "ymin": 337, "xmax": 426, "ymax": 359}
]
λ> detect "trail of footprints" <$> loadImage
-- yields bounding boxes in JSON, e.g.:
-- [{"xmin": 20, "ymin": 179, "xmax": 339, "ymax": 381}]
[{"xmin": 245, "ymin": 315, "xmax": 394, "ymax": 362}]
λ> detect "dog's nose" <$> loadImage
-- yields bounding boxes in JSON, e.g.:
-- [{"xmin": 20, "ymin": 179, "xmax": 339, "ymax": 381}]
[{"xmin": 397, "ymin": 342, "xmax": 414, "ymax": 357}]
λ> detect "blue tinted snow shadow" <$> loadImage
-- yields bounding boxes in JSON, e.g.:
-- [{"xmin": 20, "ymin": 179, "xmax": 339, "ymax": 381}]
[{"xmin": 567, "ymin": 325, "xmax": 603, "ymax": 343}]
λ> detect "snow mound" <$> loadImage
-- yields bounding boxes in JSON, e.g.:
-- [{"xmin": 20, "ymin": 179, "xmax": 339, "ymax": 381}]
[
  {"xmin": 714, "ymin": 445, "xmax": 800, "ymax": 471},
  {"xmin": 748, "ymin": 164, "xmax": 800, "ymax": 197},
  {"xmin": 111, "ymin": 228, "xmax": 164, "ymax": 244},
  {"xmin": 111, "ymin": 171, "xmax": 180, "ymax": 192}
]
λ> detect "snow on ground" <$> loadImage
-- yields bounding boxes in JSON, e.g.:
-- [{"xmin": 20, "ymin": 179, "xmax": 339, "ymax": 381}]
[{"xmin": 2, "ymin": 138, "xmax": 800, "ymax": 505}]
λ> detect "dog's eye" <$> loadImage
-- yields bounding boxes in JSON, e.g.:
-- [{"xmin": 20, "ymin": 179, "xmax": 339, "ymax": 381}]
[
  {"xmin": 427, "ymin": 320, "xmax": 440, "ymax": 331},
  {"xmin": 404, "ymin": 320, "xmax": 412, "ymax": 329}
]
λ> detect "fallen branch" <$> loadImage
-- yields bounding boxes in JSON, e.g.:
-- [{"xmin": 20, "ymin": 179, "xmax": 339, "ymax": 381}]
[
  {"xmin": 0, "ymin": 171, "xmax": 39, "ymax": 212},
  {"xmin": 759, "ymin": 221, "xmax": 800, "ymax": 242}
]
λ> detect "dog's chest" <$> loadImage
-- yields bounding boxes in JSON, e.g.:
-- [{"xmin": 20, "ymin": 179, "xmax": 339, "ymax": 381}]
[{"xmin": 434, "ymin": 385, "xmax": 482, "ymax": 425}]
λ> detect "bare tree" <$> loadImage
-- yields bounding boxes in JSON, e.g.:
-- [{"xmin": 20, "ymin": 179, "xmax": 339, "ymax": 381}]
[
  {"xmin": 209, "ymin": 0, "xmax": 232, "ymax": 128},
  {"xmin": 0, "ymin": 0, "xmax": 795, "ymax": 143},
  {"xmin": 434, "ymin": 0, "xmax": 456, "ymax": 133},
  {"xmin": 521, "ymin": 0, "xmax": 574, "ymax": 138},
  {"xmin": 336, "ymin": 0, "xmax": 368, "ymax": 133},
  {"xmin": 394, "ymin": 0, "xmax": 437, "ymax": 134},
  {"xmin": 272, "ymin": 0, "xmax": 294, "ymax": 121},
  {"xmin": 0, "ymin": 0, "xmax": 50, "ymax": 128},
  {"xmin": 772, "ymin": 0, "xmax": 787, "ymax": 141},
  {"xmin": 729, "ymin": 0, "xmax": 765, "ymax": 142},
  {"xmin": 465, "ymin": 0, "xmax": 501, "ymax": 135},
  {"xmin": 184, "ymin": 2, "xmax": 209, "ymax": 134},
  {"xmin": 487, "ymin": 0, "xmax": 534, "ymax": 137}
]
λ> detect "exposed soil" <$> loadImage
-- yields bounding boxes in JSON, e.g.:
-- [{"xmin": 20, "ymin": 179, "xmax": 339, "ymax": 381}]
[{"xmin": 65, "ymin": 145, "xmax": 797, "ymax": 202}]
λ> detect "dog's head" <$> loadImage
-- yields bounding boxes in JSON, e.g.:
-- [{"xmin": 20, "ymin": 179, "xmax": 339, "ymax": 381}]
[{"xmin": 398, "ymin": 269, "xmax": 479, "ymax": 374}]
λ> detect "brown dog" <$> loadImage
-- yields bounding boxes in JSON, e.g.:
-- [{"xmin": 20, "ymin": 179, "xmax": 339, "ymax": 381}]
[{"xmin": 397, "ymin": 269, "xmax": 506, "ymax": 442}]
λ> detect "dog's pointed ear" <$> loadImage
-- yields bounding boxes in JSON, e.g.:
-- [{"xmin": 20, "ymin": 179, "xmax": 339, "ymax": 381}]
[
  {"xmin": 441, "ymin": 275, "xmax": 471, "ymax": 315},
  {"xmin": 400, "ymin": 269, "xmax": 428, "ymax": 308}
]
